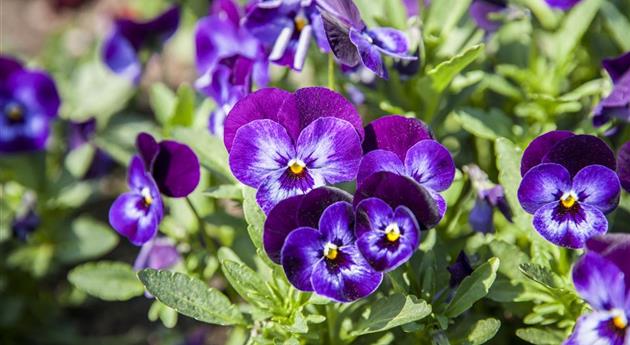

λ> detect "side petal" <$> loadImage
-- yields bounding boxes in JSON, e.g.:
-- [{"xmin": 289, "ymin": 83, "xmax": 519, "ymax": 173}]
[
  {"xmin": 572, "ymin": 165, "xmax": 621, "ymax": 214},
  {"xmin": 349, "ymin": 28, "xmax": 387, "ymax": 79},
  {"xmin": 108, "ymin": 193, "xmax": 159, "ymax": 245},
  {"xmin": 520, "ymin": 130, "xmax": 574, "ymax": 177},
  {"xmin": 153, "ymin": 140, "xmax": 201, "ymax": 198},
  {"xmin": 229, "ymin": 119, "xmax": 296, "ymax": 187},
  {"xmin": 128, "ymin": 155, "xmax": 153, "ymax": 191},
  {"xmin": 518, "ymin": 163, "xmax": 571, "ymax": 214},
  {"xmin": 355, "ymin": 197, "xmax": 394, "ymax": 238},
  {"xmin": 318, "ymin": 201, "xmax": 356, "ymax": 246},
  {"xmin": 296, "ymin": 117, "xmax": 363, "ymax": 185},
  {"xmin": 101, "ymin": 29, "xmax": 141, "ymax": 82},
  {"xmin": 363, "ymin": 115, "xmax": 432, "ymax": 161},
  {"xmin": 404, "ymin": 140, "xmax": 455, "ymax": 192},
  {"xmin": 356, "ymin": 150, "xmax": 404, "ymax": 187},
  {"xmin": 281, "ymin": 227, "xmax": 324, "ymax": 291},
  {"xmin": 542, "ymin": 134, "xmax": 617, "ymax": 177},
  {"xmin": 572, "ymin": 252, "xmax": 626, "ymax": 311},
  {"xmin": 533, "ymin": 202, "xmax": 608, "ymax": 249}
]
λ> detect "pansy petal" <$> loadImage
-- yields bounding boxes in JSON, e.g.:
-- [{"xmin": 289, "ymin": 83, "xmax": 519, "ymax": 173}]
[
  {"xmin": 297, "ymin": 186, "xmax": 353, "ymax": 228},
  {"xmin": 136, "ymin": 132, "xmax": 159, "ymax": 170},
  {"xmin": 368, "ymin": 27, "xmax": 414, "ymax": 59},
  {"xmin": 296, "ymin": 117, "xmax": 362, "ymax": 184},
  {"xmin": 318, "ymin": 201, "xmax": 356, "ymax": 246},
  {"xmin": 428, "ymin": 189, "xmax": 447, "ymax": 219},
  {"xmin": 128, "ymin": 155, "xmax": 153, "ymax": 191},
  {"xmin": 8, "ymin": 70, "xmax": 60, "ymax": 119},
  {"xmin": 263, "ymin": 194, "xmax": 303, "ymax": 263},
  {"xmin": 102, "ymin": 30, "xmax": 141, "ymax": 82},
  {"xmin": 448, "ymin": 252, "xmax": 474, "ymax": 288},
  {"xmin": 363, "ymin": 115, "xmax": 432, "ymax": 161},
  {"xmin": 256, "ymin": 168, "xmax": 320, "ymax": 214},
  {"xmin": 572, "ymin": 252, "xmax": 626, "ymax": 311},
  {"xmin": 545, "ymin": 0, "xmax": 581, "ymax": 10},
  {"xmin": 469, "ymin": 0, "xmax": 506, "ymax": 32},
  {"xmin": 518, "ymin": 163, "xmax": 571, "ymax": 214},
  {"xmin": 152, "ymin": 141, "xmax": 201, "ymax": 198},
  {"xmin": 618, "ymin": 141, "xmax": 630, "ymax": 193},
  {"xmin": 0, "ymin": 56, "xmax": 22, "ymax": 87},
  {"xmin": 321, "ymin": 12, "xmax": 361, "ymax": 67},
  {"xmin": 311, "ymin": 245, "xmax": 382, "ymax": 302},
  {"xmin": 603, "ymin": 51, "xmax": 630, "ymax": 84},
  {"xmin": 520, "ymin": 130, "xmax": 574, "ymax": 176},
  {"xmin": 542, "ymin": 134, "xmax": 617, "ymax": 177},
  {"xmin": 356, "ymin": 150, "xmax": 404, "ymax": 187},
  {"xmin": 354, "ymin": 171, "xmax": 440, "ymax": 229},
  {"xmin": 564, "ymin": 311, "xmax": 627, "ymax": 345},
  {"xmin": 533, "ymin": 202, "xmax": 607, "ymax": 249},
  {"xmin": 281, "ymin": 227, "xmax": 324, "ymax": 291},
  {"xmin": 572, "ymin": 165, "xmax": 620, "ymax": 214},
  {"xmin": 355, "ymin": 197, "xmax": 394, "ymax": 238},
  {"xmin": 223, "ymin": 88, "xmax": 292, "ymax": 152},
  {"xmin": 404, "ymin": 140, "xmax": 455, "ymax": 192},
  {"xmin": 108, "ymin": 193, "xmax": 160, "ymax": 245},
  {"xmin": 469, "ymin": 198, "xmax": 495, "ymax": 234},
  {"xmin": 229, "ymin": 119, "xmax": 296, "ymax": 187},
  {"xmin": 349, "ymin": 28, "xmax": 387, "ymax": 79}
]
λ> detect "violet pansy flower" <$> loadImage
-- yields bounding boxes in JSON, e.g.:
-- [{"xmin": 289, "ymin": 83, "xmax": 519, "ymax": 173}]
[
  {"xmin": 281, "ymin": 201, "xmax": 382, "ymax": 302},
  {"xmin": 469, "ymin": 0, "xmax": 507, "ymax": 32},
  {"xmin": 618, "ymin": 141, "xmax": 630, "ymax": 193},
  {"xmin": 593, "ymin": 51, "xmax": 630, "ymax": 127},
  {"xmin": 134, "ymin": 237, "xmax": 181, "ymax": 271},
  {"xmin": 225, "ymin": 87, "xmax": 364, "ymax": 213},
  {"xmin": 465, "ymin": 164, "xmax": 512, "ymax": 234},
  {"xmin": 357, "ymin": 115, "xmax": 456, "ymax": 218},
  {"xmin": 545, "ymin": 0, "xmax": 582, "ymax": 10},
  {"xmin": 109, "ymin": 155, "xmax": 164, "ymax": 245},
  {"xmin": 12, "ymin": 208, "xmax": 40, "ymax": 242},
  {"xmin": 102, "ymin": 5, "xmax": 180, "ymax": 82},
  {"xmin": 355, "ymin": 198, "xmax": 420, "ymax": 272},
  {"xmin": 517, "ymin": 163, "xmax": 620, "ymax": 249},
  {"xmin": 0, "ymin": 56, "xmax": 60, "ymax": 153},
  {"xmin": 317, "ymin": 0, "xmax": 416, "ymax": 78},
  {"xmin": 244, "ymin": 0, "xmax": 330, "ymax": 71}
]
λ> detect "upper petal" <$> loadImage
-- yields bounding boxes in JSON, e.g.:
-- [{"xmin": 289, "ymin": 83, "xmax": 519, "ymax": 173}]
[
  {"xmin": 228, "ymin": 119, "xmax": 296, "ymax": 187},
  {"xmin": 404, "ymin": 140, "xmax": 455, "ymax": 192},
  {"xmin": 281, "ymin": 227, "xmax": 324, "ymax": 291},
  {"xmin": 532, "ymin": 202, "xmax": 607, "ymax": 249},
  {"xmin": 520, "ymin": 130, "xmax": 574, "ymax": 177},
  {"xmin": 363, "ymin": 115, "xmax": 432, "ymax": 161},
  {"xmin": 355, "ymin": 197, "xmax": 395, "ymax": 238},
  {"xmin": 572, "ymin": 165, "xmax": 621, "ymax": 214},
  {"xmin": 572, "ymin": 252, "xmax": 626, "ymax": 311},
  {"xmin": 518, "ymin": 163, "xmax": 571, "ymax": 214},
  {"xmin": 151, "ymin": 140, "xmax": 201, "ymax": 198},
  {"xmin": 542, "ymin": 134, "xmax": 617, "ymax": 177},
  {"xmin": 318, "ymin": 201, "xmax": 356, "ymax": 246},
  {"xmin": 356, "ymin": 149, "xmax": 405, "ymax": 187},
  {"xmin": 135, "ymin": 132, "xmax": 159, "ymax": 170}
]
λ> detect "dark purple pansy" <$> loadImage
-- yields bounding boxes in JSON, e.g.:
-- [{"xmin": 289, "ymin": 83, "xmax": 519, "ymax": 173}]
[
  {"xmin": 109, "ymin": 156, "xmax": 164, "ymax": 245},
  {"xmin": 68, "ymin": 118, "xmax": 115, "ymax": 179},
  {"xmin": 225, "ymin": 87, "xmax": 363, "ymax": 213},
  {"xmin": 545, "ymin": 0, "xmax": 582, "ymax": 10},
  {"xmin": 469, "ymin": 0, "xmax": 507, "ymax": 32},
  {"xmin": 264, "ymin": 186, "xmax": 352, "ymax": 263},
  {"xmin": 244, "ymin": 0, "xmax": 330, "ymax": 71},
  {"xmin": 281, "ymin": 201, "xmax": 383, "ymax": 302},
  {"xmin": 0, "ymin": 56, "xmax": 60, "ymax": 153},
  {"xmin": 362, "ymin": 115, "xmax": 432, "ymax": 160},
  {"xmin": 447, "ymin": 251, "xmax": 474, "ymax": 288},
  {"xmin": 618, "ymin": 141, "xmax": 630, "ymax": 193},
  {"xmin": 133, "ymin": 237, "xmax": 181, "ymax": 271},
  {"xmin": 517, "ymin": 163, "xmax": 621, "ymax": 249},
  {"xmin": 465, "ymin": 164, "xmax": 512, "ymax": 234},
  {"xmin": 135, "ymin": 132, "xmax": 200, "ymax": 198},
  {"xmin": 195, "ymin": 0, "xmax": 269, "ymax": 135},
  {"xmin": 564, "ymin": 240, "xmax": 630, "ymax": 344},
  {"xmin": 355, "ymin": 198, "xmax": 420, "ymax": 272},
  {"xmin": 593, "ymin": 51, "xmax": 630, "ymax": 127},
  {"xmin": 520, "ymin": 131, "xmax": 616, "ymax": 177},
  {"xmin": 11, "ymin": 208, "xmax": 40, "ymax": 242},
  {"xmin": 102, "ymin": 5, "xmax": 180, "ymax": 82},
  {"xmin": 317, "ymin": 0, "xmax": 416, "ymax": 78}
]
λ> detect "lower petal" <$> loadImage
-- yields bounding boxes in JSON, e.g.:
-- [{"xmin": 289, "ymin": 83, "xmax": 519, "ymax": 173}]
[
  {"xmin": 572, "ymin": 252, "xmax": 626, "ymax": 312},
  {"xmin": 564, "ymin": 311, "xmax": 627, "ymax": 345},
  {"xmin": 518, "ymin": 163, "xmax": 571, "ymax": 214},
  {"xmin": 533, "ymin": 202, "xmax": 607, "ymax": 249},
  {"xmin": 255, "ymin": 168, "xmax": 319, "ymax": 214},
  {"xmin": 109, "ymin": 193, "xmax": 159, "ymax": 245},
  {"xmin": 281, "ymin": 227, "xmax": 324, "ymax": 291}
]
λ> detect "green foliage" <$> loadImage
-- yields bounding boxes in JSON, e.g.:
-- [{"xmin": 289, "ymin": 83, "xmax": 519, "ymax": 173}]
[
  {"xmin": 445, "ymin": 257, "xmax": 500, "ymax": 318},
  {"xmin": 68, "ymin": 261, "xmax": 144, "ymax": 301},
  {"xmin": 352, "ymin": 294, "xmax": 432, "ymax": 335}
]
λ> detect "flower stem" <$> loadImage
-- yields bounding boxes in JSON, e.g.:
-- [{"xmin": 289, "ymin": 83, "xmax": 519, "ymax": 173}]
[
  {"xmin": 327, "ymin": 54, "xmax": 336, "ymax": 91},
  {"xmin": 185, "ymin": 197, "xmax": 217, "ymax": 255}
]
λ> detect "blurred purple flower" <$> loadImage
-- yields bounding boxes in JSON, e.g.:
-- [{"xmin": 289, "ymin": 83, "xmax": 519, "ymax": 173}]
[
  {"xmin": 619, "ymin": 141, "xmax": 630, "ymax": 193},
  {"xmin": 469, "ymin": 0, "xmax": 507, "ymax": 32},
  {"xmin": 545, "ymin": 0, "xmax": 582, "ymax": 10},
  {"xmin": 281, "ymin": 201, "xmax": 382, "ymax": 302},
  {"xmin": 317, "ymin": 0, "xmax": 416, "ymax": 78},
  {"xmin": 0, "ymin": 56, "xmax": 60, "ymax": 153},
  {"xmin": 244, "ymin": 0, "xmax": 330, "ymax": 71},
  {"xmin": 68, "ymin": 118, "xmax": 115, "ymax": 179},
  {"xmin": 12, "ymin": 208, "xmax": 40, "ymax": 242},
  {"xmin": 447, "ymin": 251, "xmax": 473, "ymax": 288},
  {"xmin": 465, "ymin": 164, "xmax": 512, "ymax": 234},
  {"xmin": 133, "ymin": 237, "xmax": 181, "ymax": 271},
  {"xmin": 593, "ymin": 51, "xmax": 630, "ymax": 127},
  {"xmin": 102, "ymin": 5, "xmax": 180, "ymax": 82},
  {"xmin": 224, "ymin": 87, "xmax": 364, "ymax": 213}
]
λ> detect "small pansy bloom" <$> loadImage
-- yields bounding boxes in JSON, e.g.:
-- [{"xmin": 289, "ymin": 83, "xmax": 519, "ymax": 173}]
[
  {"xmin": 109, "ymin": 155, "xmax": 164, "ymax": 245},
  {"xmin": 102, "ymin": 5, "xmax": 180, "ymax": 82},
  {"xmin": 281, "ymin": 201, "xmax": 382, "ymax": 302},
  {"xmin": 564, "ymin": 235, "xmax": 630, "ymax": 344},
  {"xmin": 357, "ymin": 115, "xmax": 456, "ymax": 218},
  {"xmin": 317, "ymin": 0, "xmax": 416, "ymax": 78},
  {"xmin": 12, "ymin": 208, "xmax": 40, "ymax": 242},
  {"xmin": 68, "ymin": 118, "xmax": 115, "ymax": 179},
  {"xmin": 464, "ymin": 164, "xmax": 512, "ymax": 234},
  {"xmin": 517, "ymin": 163, "xmax": 620, "ymax": 248},
  {"xmin": 618, "ymin": 141, "xmax": 630, "ymax": 193},
  {"xmin": 593, "ymin": 51, "xmax": 630, "ymax": 127},
  {"xmin": 244, "ymin": 0, "xmax": 330, "ymax": 71},
  {"xmin": 545, "ymin": 0, "xmax": 582, "ymax": 10},
  {"xmin": 225, "ymin": 87, "xmax": 364, "ymax": 213},
  {"xmin": 447, "ymin": 251, "xmax": 474, "ymax": 288},
  {"xmin": 469, "ymin": 0, "xmax": 507, "ymax": 32},
  {"xmin": 0, "ymin": 56, "xmax": 60, "ymax": 153},
  {"xmin": 355, "ymin": 198, "xmax": 420, "ymax": 272},
  {"xmin": 133, "ymin": 237, "xmax": 181, "ymax": 271}
]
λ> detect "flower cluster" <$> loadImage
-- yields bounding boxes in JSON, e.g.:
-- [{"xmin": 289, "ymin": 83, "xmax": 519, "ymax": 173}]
[
  {"xmin": 109, "ymin": 132, "xmax": 200, "ymax": 245},
  {"xmin": 517, "ymin": 131, "xmax": 621, "ymax": 248},
  {"xmin": 226, "ymin": 87, "xmax": 454, "ymax": 301}
]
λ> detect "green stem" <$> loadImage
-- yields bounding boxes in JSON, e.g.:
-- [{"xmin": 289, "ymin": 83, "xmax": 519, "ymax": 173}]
[
  {"xmin": 185, "ymin": 197, "xmax": 217, "ymax": 255},
  {"xmin": 327, "ymin": 54, "xmax": 336, "ymax": 91},
  {"xmin": 326, "ymin": 304, "xmax": 338, "ymax": 345}
]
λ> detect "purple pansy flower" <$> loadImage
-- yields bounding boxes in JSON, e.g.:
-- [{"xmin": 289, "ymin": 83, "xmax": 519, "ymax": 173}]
[
  {"xmin": 195, "ymin": 0, "xmax": 269, "ymax": 135},
  {"xmin": 619, "ymin": 141, "xmax": 630, "ymax": 193},
  {"xmin": 12, "ymin": 208, "xmax": 40, "ymax": 242},
  {"xmin": 469, "ymin": 0, "xmax": 507, "ymax": 32},
  {"xmin": 517, "ymin": 163, "xmax": 621, "ymax": 248},
  {"xmin": 109, "ymin": 155, "xmax": 164, "ymax": 245},
  {"xmin": 357, "ymin": 115, "xmax": 456, "ymax": 218},
  {"xmin": 133, "ymin": 237, "xmax": 181, "ymax": 271},
  {"xmin": 225, "ymin": 87, "xmax": 364, "ymax": 213},
  {"xmin": 564, "ymin": 235, "xmax": 630, "ymax": 344},
  {"xmin": 317, "ymin": 0, "xmax": 416, "ymax": 78},
  {"xmin": 244, "ymin": 0, "xmax": 330, "ymax": 71},
  {"xmin": 520, "ymin": 131, "xmax": 617, "ymax": 177},
  {"xmin": 68, "ymin": 118, "xmax": 115, "ymax": 179},
  {"xmin": 465, "ymin": 164, "xmax": 512, "ymax": 234},
  {"xmin": 102, "ymin": 5, "xmax": 180, "ymax": 82},
  {"xmin": 355, "ymin": 198, "xmax": 420, "ymax": 272},
  {"xmin": 593, "ymin": 51, "xmax": 630, "ymax": 127},
  {"xmin": 281, "ymin": 201, "xmax": 383, "ymax": 302},
  {"xmin": 135, "ymin": 132, "xmax": 200, "ymax": 198},
  {"xmin": 545, "ymin": 0, "xmax": 582, "ymax": 10},
  {"xmin": 447, "ymin": 251, "xmax": 474, "ymax": 288},
  {"xmin": 0, "ymin": 56, "xmax": 60, "ymax": 153}
]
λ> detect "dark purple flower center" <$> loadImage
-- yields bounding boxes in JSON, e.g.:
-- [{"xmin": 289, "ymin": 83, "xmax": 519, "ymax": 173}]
[{"xmin": 4, "ymin": 101, "xmax": 25, "ymax": 124}]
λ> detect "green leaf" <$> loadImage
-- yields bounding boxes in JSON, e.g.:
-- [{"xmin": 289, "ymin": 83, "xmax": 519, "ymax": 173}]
[
  {"xmin": 170, "ymin": 83, "xmax": 195, "ymax": 127},
  {"xmin": 204, "ymin": 185, "xmax": 243, "ymax": 200},
  {"xmin": 425, "ymin": 0, "xmax": 472, "ymax": 38},
  {"xmin": 57, "ymin": 217, "xmax": 118, "ymax": 263},
  {"xmin": 601, "ymin": 2, "xmax": 630, "ymax": 51},
  {"xmin": 220, "ymin": 259, "xmax": 276, "ymax": 310},
  {"xmin": 465, "ymin": 318, "xmax": 501, "ymax": 345},
  {"xmin": 68, "ymin": 261, "xmax": 144, "ymax": 301},
  {"xmin": 149, "ymin": 83, "xmax": 176, "ymax": 125},
  {"xmin": 519, "ymin": 263, "xmax": 557, "ymax": 289},
  {"xmin": 455, "ymin": 108, "xmax": 513, "ymax": 140},
  {"xmin": 495, "ymin": 137, "xmax": 529, "ymax": 229},
  {"xmin": 445, "ymin": 257, "xmax": 500, "ymax": 318},
  {"xmin": 353, "ymin": 294, "xmax": 432, "ymax": 336},
  {"xmin": 242, "ymin": 187, "xmax": 265, "ymax": 251},
  {"xmin": 171, "ymin": 127, "xmax": 234, "ymax": 182},
  {"xmin": 515, "ymin": 327, "xmax": 566, "ymax": 345},
  {"xmin": 428, "ymin": 44, "xmax": 484, "ymax": 93},
  {"xmin": 138, "ymin": 269, "xmax": 245, "ymax": 326},
  {"xmin": 65, "ymin": 144, "xmax": 96, "ymax": 178},
  {"xmin": 551, "ymin": 0, "xmax": 604, "ymax": 63}
]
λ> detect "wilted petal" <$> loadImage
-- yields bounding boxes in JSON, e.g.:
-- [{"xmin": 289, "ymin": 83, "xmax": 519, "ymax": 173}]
[
  {"xmin": 469, "ymin": 0, "xmax": 506, "ymax": 32},
  {"xmin": 533, "ymin": 202, "xmax": 607, "ymax": 249},
  {"xmin": 520, "ymin": 130, "xmax": 574, "ymax": 176},
  {"xmin": 363, "ymin": 115, "xmax": 432, "ymax": 161},
  {"xmin": 542, "ymin": 135, "xmax": 617, "ymax": 177},
  {"xmin": 572, "ymin": 165, "xmax": 620, "ymax": 214},
  {"xmin": 281, "ymin": 227, "xmax": 324, "ymax": 291},
  {"xmin": 404, "ymin": 140, "xmax": 455, "ymax": 192},
  {"xmin": 572, "ymin": 252, "xmax": 626, "ymax": 311},
  {"xmin": 322, "ymin": 12, "xmax": 361, "ymax": 67},
  {"xmin": 518, "ymin": 163, "xmax": 571, "ymax": 213},
  {"xmin": 356, "ymin": 149, "xmax": 405, "ymax": 186},
  {"xmin": 448, "ymin": 252, "xmax": 474, "ymax": 288}
]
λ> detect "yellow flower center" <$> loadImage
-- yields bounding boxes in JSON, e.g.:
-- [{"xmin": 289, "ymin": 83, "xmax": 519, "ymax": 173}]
[
  {"xmin": 385, "ymin": 223, "xmax": 401, "ymax": 242},
  {"xmin": 288, "ymin": 159, "xmax": 306, "ymax": 175},
  {"xmin": 323, "ymin": 242, "xmax": 338, "ymax": 260},
  {"xmin": 560, "ymin": 193, "xmax": 577, "ymax": 209},
  {"xmin": 141, "ymin": 187, "xmax": 153, "ymax": 206},
  {"xmin": 294, "ymin": 16, "xmax": 307, "ymax": 32},
  {"xmin": 6, "ymin": 104, "xmax": 23, "ymax": 122},
  {"xmin": 613, "ymin": 311, "xmax": 628, "ymax": 330}
]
